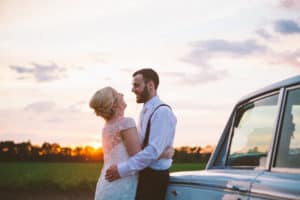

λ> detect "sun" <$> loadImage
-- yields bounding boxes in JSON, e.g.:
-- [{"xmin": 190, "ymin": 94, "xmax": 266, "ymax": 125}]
[{"xmin": 89, "ymin": 141, "xmax": 102, "ymax": 149}]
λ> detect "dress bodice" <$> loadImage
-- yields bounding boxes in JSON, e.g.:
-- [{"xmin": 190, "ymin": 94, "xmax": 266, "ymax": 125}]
[
  {"xmin": 95, "ymin": 117, "xmax": 138, "ymax": 200},
  {"xmin": 102, "ymin": 117, "xmax": 136, "ymax": 165}
]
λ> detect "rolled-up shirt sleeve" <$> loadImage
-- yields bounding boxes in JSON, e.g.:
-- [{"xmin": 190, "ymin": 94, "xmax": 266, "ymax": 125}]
[{"xmin": 118, "ymin": 106, "xmax": 176, "ymax": 177}]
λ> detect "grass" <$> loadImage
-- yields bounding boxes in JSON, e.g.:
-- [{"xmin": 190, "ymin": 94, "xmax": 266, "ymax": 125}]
[{"xmin": 0, "ymin": 162, "xmax": 205, "ymax": 191}]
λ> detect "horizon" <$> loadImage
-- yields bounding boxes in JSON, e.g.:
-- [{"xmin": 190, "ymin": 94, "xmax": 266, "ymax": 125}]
[
  {"xmin": 0, "ymin": 140, "xmax": 216, "ymax": 152},
  {"xmin": 1, "ymin": 0, "xmax": 300, "ymax": 148}
]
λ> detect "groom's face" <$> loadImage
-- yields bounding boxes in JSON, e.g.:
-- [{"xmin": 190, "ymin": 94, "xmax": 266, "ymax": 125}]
[{"xmin": 132, "ymin": 74, "xmax": 151, "ymax": 103}]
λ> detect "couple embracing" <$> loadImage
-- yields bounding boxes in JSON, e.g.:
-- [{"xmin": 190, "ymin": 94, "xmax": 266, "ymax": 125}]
[{"xmin": 89, "ymin": 68, "xmax": 177, "ymax": 200}]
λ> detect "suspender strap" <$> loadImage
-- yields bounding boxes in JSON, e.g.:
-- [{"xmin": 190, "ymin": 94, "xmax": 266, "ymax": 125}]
[{"xmin": 142, "ymin": 104, "xmax": 171, "ymax": 149}]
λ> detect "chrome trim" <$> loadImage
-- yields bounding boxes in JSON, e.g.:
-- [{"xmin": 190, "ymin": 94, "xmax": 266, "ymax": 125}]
[
  {"xmin": 168, "ymin": 181, "xmax": 249, "ymax": 195},
  {"xmin": 271, "ymin": 167, "xmax": 300, "ymax": 174},
  {"xmin": 285, "ymin": 85, "xmax": 300, "ymax": 91},
  {"xmin": 267, "ymin": 88, "xmax": 285, "ymax": 171},
  {"xmin": 207, "ymin": 110, "xmax": 235, "ymax": 169},
  {"xmin": 223, "ymin": 110, "xmax": 236, "ymax": 167},
  {"xmin": 236, "ymin": 90, "xmax": 280, "ymax": 110}
]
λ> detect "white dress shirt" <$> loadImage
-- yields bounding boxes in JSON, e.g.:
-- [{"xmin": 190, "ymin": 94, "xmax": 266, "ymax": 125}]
[{"xmin": 118, "ymin": 96, "xmax": 177, "ymax": 177}]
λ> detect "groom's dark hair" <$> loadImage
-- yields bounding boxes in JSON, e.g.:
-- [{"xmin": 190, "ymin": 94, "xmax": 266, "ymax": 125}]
[{"xmin": 133, "ymin": 68, "xmax": 159, "ymax": 89}]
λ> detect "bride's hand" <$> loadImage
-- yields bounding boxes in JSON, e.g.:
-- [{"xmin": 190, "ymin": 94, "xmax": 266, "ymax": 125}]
[{"xmin": 159, "ymin": 146, "xmax": 175, "ymax": 159}]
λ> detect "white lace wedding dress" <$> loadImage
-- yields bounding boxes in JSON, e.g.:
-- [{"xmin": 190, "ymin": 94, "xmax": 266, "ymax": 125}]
[{"xmin": 95, "ymin": 117, "xmax": 138, "ymax": 200}]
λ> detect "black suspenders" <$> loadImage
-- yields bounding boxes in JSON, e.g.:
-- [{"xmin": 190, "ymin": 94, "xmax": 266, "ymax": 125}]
[{"xmin": 142, "ymin": 104, "xmax": 171, "ymax": 149}]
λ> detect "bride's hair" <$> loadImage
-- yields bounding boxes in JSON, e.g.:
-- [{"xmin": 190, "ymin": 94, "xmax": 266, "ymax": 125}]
[{"xmin": 89, "ymin": 86, "xmax": 118, "ymax": 120}]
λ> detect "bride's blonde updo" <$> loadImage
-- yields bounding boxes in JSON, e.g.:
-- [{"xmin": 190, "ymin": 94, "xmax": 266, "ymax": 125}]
[{"xmin": 89, "ymin": 86, "xmax": 118, "ymax": 120}]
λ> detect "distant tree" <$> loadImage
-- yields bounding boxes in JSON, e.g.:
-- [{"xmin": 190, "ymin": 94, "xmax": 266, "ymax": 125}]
[
  {"xmin": 173, "ymin": 146, "xmax": 213, "ymax": 163},
  {"xmin": 0, "ymin": 141, "xmax": 17, "ymax": 161},
  {"xmin": 51, "ymin": 143, "xmax": 61, "ymax": 154},
  {"xmin": 16, "ymin": 141, "xmax": 32, "ymax": 161},
  {"xmin": 0, "ymin": 140, "xmax": 211, "ymax": 163}
]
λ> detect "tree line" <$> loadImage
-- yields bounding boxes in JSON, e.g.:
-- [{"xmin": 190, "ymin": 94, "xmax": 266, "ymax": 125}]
[{"xmin": 0, "ymin": 141, "xmax": 213, "ymax": 163}]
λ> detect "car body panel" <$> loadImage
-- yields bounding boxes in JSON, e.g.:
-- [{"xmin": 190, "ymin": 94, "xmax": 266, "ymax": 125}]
[
  {"xmin": 166, "ymin": 170, "xmax": 263, "ymax": 200},
  {"xmin": 250, "ymin": 171, "xmax": 300, "ymax": 200}
]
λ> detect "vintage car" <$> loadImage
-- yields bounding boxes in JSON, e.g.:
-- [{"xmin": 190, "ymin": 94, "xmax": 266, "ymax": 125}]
[{"xmin": 166, "ymin": 75, "xmax": 300, "ymax": 200}]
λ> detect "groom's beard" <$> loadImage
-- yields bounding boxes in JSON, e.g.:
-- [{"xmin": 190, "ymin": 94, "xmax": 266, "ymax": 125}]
[{"xmin": 137, "ymin": 85, "xmax": 150, "ymax": 103}]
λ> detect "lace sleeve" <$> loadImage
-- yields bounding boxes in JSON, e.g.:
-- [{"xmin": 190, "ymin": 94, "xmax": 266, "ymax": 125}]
[{"xmin": 118, "ymin": 117, "xmax": 136, "ymax": 132}]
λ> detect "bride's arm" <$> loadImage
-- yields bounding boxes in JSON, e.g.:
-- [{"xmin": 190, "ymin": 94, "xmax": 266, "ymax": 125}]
[{"xmin": 120, "ymin": 127, "xmax": 141, "ymax": 156}]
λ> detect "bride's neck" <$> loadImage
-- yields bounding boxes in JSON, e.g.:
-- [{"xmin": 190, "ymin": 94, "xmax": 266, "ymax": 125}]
[{"xmin": 106, "ymin": 112, "xmax": 123, "ymax": 124}]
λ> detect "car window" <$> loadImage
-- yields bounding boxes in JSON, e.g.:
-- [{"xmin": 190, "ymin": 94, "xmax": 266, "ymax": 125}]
[
  {"xmin": 275, "ymin": 88, "xmax": 300, "ymax": 169},
  {"xmin": 227, "ymin": 94, "xmax": 279, "ymax": 168}
]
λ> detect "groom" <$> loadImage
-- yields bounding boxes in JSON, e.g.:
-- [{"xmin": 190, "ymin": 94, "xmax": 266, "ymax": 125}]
[{"xmin": 105, "ymin": 68, "xmax": 177, "ymax": 200}]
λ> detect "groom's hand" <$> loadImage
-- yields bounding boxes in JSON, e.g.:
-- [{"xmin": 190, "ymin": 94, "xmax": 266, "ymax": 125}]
[{"xmin": 105, "ymin": 165, "xmax": 121, "ymax": 182}]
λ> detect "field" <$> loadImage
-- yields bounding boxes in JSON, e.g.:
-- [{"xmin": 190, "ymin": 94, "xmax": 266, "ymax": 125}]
[{"xmin": 0, "ymin": 162, "xmax": 206, "ymax": 200}]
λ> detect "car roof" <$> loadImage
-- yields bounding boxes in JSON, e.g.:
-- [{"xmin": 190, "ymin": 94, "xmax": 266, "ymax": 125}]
[{"xmin": 237, "ymin": 75, "xmax": 300, "ymax": 105}]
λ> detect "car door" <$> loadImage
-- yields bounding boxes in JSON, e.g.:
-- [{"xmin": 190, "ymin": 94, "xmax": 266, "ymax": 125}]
[
  {"xmin": 222, "ymin": 92, "xmax": 280, "ymax": 200},
  {"xmin": 166, "ymin": 92, "xmax": 281, "ymax": 200},
  {"xmin": 250, "ymin": 86, "xmax": 300, "ymax": 200}
]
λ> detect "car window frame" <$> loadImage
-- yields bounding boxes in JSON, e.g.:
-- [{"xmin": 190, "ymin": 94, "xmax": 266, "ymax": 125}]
[
  {"xmin": 208, "ymin": 111, "xmax": 234, "ymax": 169},
  {"xmin": 224, "ymin": 89, "xmax": 283, "ymax": 170}
]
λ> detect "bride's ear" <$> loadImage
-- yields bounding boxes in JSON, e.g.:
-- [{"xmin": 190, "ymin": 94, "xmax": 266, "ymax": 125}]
[
  {"xmin": 110, "ymin": 102, "xmax": 118, "ymax": 116},
  {"xmin": 112, "ymin": 100, "xmax": 119, "ymax": 110}
]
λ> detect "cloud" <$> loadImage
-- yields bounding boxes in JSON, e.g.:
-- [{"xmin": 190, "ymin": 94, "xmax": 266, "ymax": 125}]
[
  {"xmin": 180, "ymin": 68, "xmax": 228, "ymax": 85},
  {"xmin": 175, "ymin": 102, "xmax": 231, "ymax": 111},
  {"xmin": 64, "ymin": 101, "xmax": 87, "ymax": 113},
  {"xmin": 193, "ymin": 39, "xmax": 266, "ymax": 55},
  {"xmin": 271, "ymin": 49, "xmax": 300, "ymax": 68},
  {"xmin": 162, "ymin": 69, "xmax": 227, "ymax": 85},
  {"xmin": 274, "ymin": 19, "xmax": 300, "ymax": 34},
  {"xmin": 256, "ymin": 29, "xmax": 273, "ymax": 40},
  {"xmin": 280, "ymin": 0, "xmax": 300, "ymax": 9},
  {"xmin": 9, "ymin": 62, "xmax": 67, "ymax": 82},
  {"xmin": 179, "ymin": 39, "xmax": 267, "ymax": 84},
  {"xmin": 24, "ymin": 100, "xmax": 87, "ymax": 114},
  {"xmin": 183, "ymin": 39, "xmax": 267, "ymax": 66},
  {"xmin": 9, "ymin": 66, "xmax": 34, "ymax": 73},
  {"xmin": 24, "ymin": 101, "xmax": 56, "ymax": 113}
]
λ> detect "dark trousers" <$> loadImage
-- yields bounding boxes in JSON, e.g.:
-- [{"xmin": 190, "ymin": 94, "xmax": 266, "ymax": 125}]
[{"xmin": 135, "ymin": 167, "xmax": 169, "ymax": 200}]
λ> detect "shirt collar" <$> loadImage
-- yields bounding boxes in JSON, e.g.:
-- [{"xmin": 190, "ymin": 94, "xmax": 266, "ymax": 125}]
[{"xmin": 143, "ymin": 95, "xmax": 160, "ymax": 111}]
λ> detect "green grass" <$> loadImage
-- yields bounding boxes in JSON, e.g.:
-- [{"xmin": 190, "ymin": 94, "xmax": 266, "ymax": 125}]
[
  {"xmin": 0, "ymin": 162, "xmax": 206, "ymax": 191},
  {"xmin": 0, "ymin": 162, "xmax": 101, "ymax": 191}
]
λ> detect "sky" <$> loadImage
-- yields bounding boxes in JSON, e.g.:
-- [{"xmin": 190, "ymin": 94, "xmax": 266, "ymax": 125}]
[{"xmin": 0, "ymin": 0, "xmax": 300, "ymax": 148}]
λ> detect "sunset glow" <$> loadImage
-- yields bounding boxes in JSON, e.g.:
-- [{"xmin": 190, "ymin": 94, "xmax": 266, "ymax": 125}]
[
  {"xmin": 89, "ymin": 142, "xmax": 102, "ymax": 150},
  {"xmin": 0, "ymin": 0, "xmax": 300, "ymax": 148}
]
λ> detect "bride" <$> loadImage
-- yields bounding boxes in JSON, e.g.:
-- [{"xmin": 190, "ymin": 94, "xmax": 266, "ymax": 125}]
[{"xmin": 89, "ymin": 86, "xmax": 173, "ymax": 200}]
